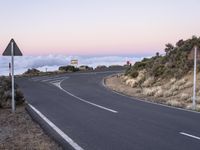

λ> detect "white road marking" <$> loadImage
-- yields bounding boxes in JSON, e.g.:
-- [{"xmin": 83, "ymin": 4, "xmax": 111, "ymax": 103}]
[
  {"xmin": 41, "ymin": 77, "xmax": 68, "ymax": 82},
  {"xmin": 49, "ymin": 80, "xmax": 66, "ymax": 84},
  {"xmin": 53, "ymin": 79, "xmax": 118, "ymax": 113},
  {"xmin": 180, "ymin": 132, "xmax": 200, "ymax": 140},
  {"xmin": 28, "ymin": 104, "xmax": 84, "ymax": 150},
  {"xmin": 51, "ymin": 82, "xmax": 61, "ymax": 87},
  {"xmin": 31, "ymin": 75, "xmax": 65, "ymax": 81}
]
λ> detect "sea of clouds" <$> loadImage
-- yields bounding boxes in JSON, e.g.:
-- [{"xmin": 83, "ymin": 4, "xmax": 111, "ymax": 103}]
[{"xmin": 0, "ymin": 55, "xmax": 143, "ymax": 75}]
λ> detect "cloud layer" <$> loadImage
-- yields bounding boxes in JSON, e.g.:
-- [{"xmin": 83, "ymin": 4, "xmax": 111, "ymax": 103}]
[{"xmin": 0, "ymin": 55, "xmax": 142, "ymax": 75}]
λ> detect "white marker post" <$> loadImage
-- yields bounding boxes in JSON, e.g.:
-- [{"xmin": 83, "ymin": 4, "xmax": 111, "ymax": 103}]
[
  {"xmin": 11, "ymin": 41, "xmax": 15, "ymax": 113},
  {"xmin": 192, "ymin": 46, "xmax": 197, "ymax": 110},
  {"xmin": 2, "ymin": 39, "xmax": 23, "ymax": 113}
]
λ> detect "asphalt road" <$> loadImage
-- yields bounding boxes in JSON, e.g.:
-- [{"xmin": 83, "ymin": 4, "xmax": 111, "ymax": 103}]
[{"xmin": 17, "ymin": 71, "xmax": 200, "ymax": 150}]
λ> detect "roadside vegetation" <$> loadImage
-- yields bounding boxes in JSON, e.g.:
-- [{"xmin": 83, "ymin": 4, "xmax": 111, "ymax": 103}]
[
  {"xmin": 0, "ymin": 76, "xmax": 24, "ymax": 108},
  {"xmin": 106, "ymin": 36, "xmax": 200, "ymax": 111},
  {"xmin": 126, "ymin": 36, "xmax": 200, "ymax": 79},
  {"xmin": 59, "ymin": 65, "xmax": 80, "ymax": 72},
  {"xmin": 0, "ymin": 76, "xmax": 62, "ymax": 149}
]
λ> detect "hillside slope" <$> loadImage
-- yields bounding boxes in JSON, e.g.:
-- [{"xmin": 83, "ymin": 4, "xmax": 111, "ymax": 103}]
[{"xmin": 106, "ymin": 36, "xmax": 200, "ymax": 111}]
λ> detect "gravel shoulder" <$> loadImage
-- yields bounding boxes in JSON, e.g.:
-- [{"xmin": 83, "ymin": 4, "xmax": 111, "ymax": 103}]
[{"xmin": 0, "ymin": 104, "xmax": 62, "ymax": 150}]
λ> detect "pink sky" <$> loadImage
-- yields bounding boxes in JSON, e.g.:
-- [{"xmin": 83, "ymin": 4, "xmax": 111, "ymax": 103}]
[{"xmin": 1, "ymin": 0, "xmax": 200, "ymax": 56}]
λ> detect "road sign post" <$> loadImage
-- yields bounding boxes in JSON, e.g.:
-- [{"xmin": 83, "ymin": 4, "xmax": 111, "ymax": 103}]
[
  {"xmin": 2, "ymin": 39, "xmax": 23, "ymax": 113},
  {"xmin": 11, "ymin": 41, "xmax": 15, "ymax": 112}
]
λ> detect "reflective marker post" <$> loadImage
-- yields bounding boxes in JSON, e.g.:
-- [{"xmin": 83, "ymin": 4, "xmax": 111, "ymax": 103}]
[
  {"xmin": 192, "ymin": 46, "xmax": 197, "ymax": 110},
  {"xmin": 11, "ymin": 41, "xmax": 15, "ymax": 113}
]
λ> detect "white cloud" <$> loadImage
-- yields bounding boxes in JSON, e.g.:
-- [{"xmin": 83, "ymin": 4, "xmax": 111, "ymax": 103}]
[{"xmin": 0, "ymin": 55, "xmax": 142, "ymax": 75}]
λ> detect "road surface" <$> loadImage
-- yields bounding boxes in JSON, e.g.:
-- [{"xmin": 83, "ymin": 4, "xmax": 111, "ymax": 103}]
[{"xmin": 17, "ymin": 71, "xmax": 200, "ymax": 150}]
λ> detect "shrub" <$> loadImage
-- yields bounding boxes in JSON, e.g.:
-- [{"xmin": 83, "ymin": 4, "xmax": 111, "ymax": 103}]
[
  {"xmin": 23, "ymin": 68, "xmax": 41, "ymax": 75},
  {"xmin": 95, "ymin": 65, "xmax": 108, "ymax": 70},
  {"xmin": 166, "ymin": 100, "xmax": 182, "ymax": 107},
  {"xmin": 183, "ymin": 82, "xmax": 193, "ymax": 89},
  {"xmin": 164, "ymin": 91, "xmax": 173, "ymax": 97},
  {"xmin": 126, "ymin": 36, "xmax": 200, "ymax": 79},
  {"xmin": 176, "ymin": 78, "xmax": 187, "ymax": 86},
  {"xmin": 154, "ymin": 88, "xmax": 164, "ymax": 97},
  {"xmin": 180, "ymin": 93, "xmax": 191, "ymax": 101},
  {"xmin": 130, "ymin": 71, "xmax": 138, "ymax": 78},
  {"xmin": 125, "ymin": 79, "xmax": 137, "ymax": 87},
  {"xmin": 142, "ymin": 77, "xmax": 155, "ymax": 87},
  {"xmin": 0, "ymin": 77, "xmax": 24, "ymax": 108},
  {"xmin": 59, "ymin": 65, "xmax": 79, "ymax": 72},
  {"xmin": 142, "ymin": 87, "xmax": 159, "ymax": 96}
]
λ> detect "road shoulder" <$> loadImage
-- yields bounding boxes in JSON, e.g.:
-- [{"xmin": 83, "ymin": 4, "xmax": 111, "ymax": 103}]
[{"xmin": 0, "ymin": 104, "xmax": 62, "ymax": 150}]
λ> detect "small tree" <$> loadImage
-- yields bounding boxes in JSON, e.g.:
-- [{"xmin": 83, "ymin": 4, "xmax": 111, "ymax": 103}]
[
  {"xmin": 156, "ymin": 52, "xmax": 160, "ymax": 57},
  {"xmin": 165, "ymin": 43, "xmax": 174, "ymax": 55}
]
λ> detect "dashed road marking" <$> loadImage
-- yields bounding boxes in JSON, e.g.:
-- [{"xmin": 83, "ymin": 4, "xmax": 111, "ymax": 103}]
[{"xmin": 41, "ymin": 77, "xmax": 68, "ymax": 82}]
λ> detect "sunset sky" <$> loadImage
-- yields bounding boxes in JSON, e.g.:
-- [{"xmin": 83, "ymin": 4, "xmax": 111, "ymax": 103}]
[{"xmin": 0, "ymin": 0, "xmax": 200, "ymax": 56}]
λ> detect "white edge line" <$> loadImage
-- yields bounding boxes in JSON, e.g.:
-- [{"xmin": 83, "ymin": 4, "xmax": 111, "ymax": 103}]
[
  {"xmin": 180, "ymin": 132, "xmax": 200, "ymax": 140},
  {"xmin": 28, "ymin": 104, "xmax": 84, "ymax": 150},
  {"xmin": 102, "ymin": 76, "xmax": 200, "ymax": 114},
  {"xmin": 58, "ymin": 79, "xmax": 118, "ymax": 113}
]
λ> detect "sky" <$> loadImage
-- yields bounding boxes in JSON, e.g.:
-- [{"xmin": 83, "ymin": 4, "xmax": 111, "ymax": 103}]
[{"xmin": 0, "ymin": 0, "xmax": 200, "ymax": 56}]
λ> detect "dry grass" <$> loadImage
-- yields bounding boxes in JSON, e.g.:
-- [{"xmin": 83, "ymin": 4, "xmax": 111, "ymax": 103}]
[
  {"xmin": 142, "ymin": 88, "xmax": 155, "ymax": 96},
  {"xmin": 0, "ymin": 105, "xmax": 62, "ymax": 150},
  {"xmin": 175, "ymin": 78, "xmax": 187, "ymax": 86},
  {"xmin": 170, "ymin": 85, "xmax": 179, "ymax": 92},
  {"xmin": 154, "ymin": 88, "xmax": 164, "ymax": 97},
  {"xmin": 125, "ymin": 79, "xmax": 137, "ymax": 88},
  {"xmin": 170, "ymin": 78, "xmax": 176, "ymax": 84},
  {"xmin": 183, "ymin": 81, "xmax": 193, "ymax": 89},
  {"xmin": 106, "ymin": 72, "xmax": 200, "ymax": 111},
  {"xmin": 142, "ymin": 86, "xmax": 161, "ymax": 97},
  {"xmin": 179, "ymin": 93, "xmax": 191, "ymax": 100},
  {"xmin": 121, "ymin": 75, "xmax": 129, "ymax": 82},
  {"xmin": 164, "ymin": 91, "xmax": 173, "ymax": 97},
  {"xmin": 142, "ymin": 77, "xmax": 155, "ymax": 87},
  {"xmin": 123, "ymin": 70, "xmax": 146, "ymax": 88},
  {"xmin": 186, "ymin": 104, "xmax": 200, "ymax": 111},
  {"xmin": 166, "ymin": 100, "xmax": 183, "ymax": 107}
]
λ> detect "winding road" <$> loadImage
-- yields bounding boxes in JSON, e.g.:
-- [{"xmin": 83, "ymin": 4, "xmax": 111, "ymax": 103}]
[{"xmin": 17, "ymin": 71, "xmax": 200, "ymax": 150}]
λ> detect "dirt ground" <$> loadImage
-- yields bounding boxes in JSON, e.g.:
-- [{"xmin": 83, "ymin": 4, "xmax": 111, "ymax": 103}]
[{"xmin": 0, "ymin": 104, "xmax": 62, "ymax": 150}]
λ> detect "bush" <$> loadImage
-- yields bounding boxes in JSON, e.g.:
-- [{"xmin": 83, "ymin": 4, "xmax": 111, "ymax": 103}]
[
  {"xmin": 126, "ymin": 36, "xmax": 200, "ymax": 79},
  {"xmin": 95, "ymin": 65, "xmax": 108, "ymax": 70},
  {"xmin": 130, "ymin": 71, "xmax": 138, "ymax": 78},
  {"xmin": 59, "ymin": 65, "xmax": 79, "ymax": 72},
  {"xmin": 23, "ymin": 68, "xmax": 41, "ymax": 75},
  {"xmin": 0, "ymin": 77, "xmax": 24, "ymax": 108}
]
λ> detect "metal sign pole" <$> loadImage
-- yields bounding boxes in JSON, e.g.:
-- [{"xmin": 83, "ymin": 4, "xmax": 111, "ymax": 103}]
[
  {"xmin": 2, "ymin": 39, "xmax": 23, "ymax": 113},
  {"xmin": 192, "ymin": 46, "xmax": 197, "ymax": 110},
  {"xmin": 11, "ymin": 41, "xmax": 15, "ymax": 113}
]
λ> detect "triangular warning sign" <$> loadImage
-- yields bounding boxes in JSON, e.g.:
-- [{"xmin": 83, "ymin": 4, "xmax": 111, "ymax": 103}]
[{"xmin": 2, "ymin": 39, "xmax": 23, "ymax": 56}]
